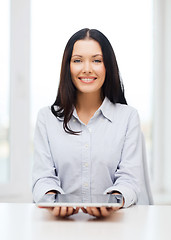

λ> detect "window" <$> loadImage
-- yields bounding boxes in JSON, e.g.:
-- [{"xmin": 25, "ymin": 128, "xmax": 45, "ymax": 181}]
[{"xmin": 0, "ymin": 0, "xmax": 31, "ymax": 201}]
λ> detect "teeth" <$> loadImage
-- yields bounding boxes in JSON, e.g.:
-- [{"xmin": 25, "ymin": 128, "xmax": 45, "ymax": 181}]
[{"xmin": 80, "ymin": 78, "xmax": 95, "ymax": 82}]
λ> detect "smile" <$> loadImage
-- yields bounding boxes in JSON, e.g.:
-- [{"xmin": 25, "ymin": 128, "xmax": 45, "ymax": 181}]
[{"xmin": 79, "ymin": 77, "xmax": 97, "ymax": 83}]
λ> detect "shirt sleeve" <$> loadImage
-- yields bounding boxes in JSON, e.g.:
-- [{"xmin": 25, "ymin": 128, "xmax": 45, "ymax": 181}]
[
  {"xmin": 104, "ymin": 109, "xmax": 144, "ymax": 208},
  {"xmin": 32, "ymin": 109, "xmax": 64, "ymax": 203}
]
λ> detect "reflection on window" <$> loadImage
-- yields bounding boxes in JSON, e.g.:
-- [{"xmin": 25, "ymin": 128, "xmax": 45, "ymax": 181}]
[{"xmin": 0, "ymin": 0, "xmax": 10, "ymax": 183}]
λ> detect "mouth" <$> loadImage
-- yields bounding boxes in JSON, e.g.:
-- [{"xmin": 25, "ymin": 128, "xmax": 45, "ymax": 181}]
[{"xmin": 78, "ymin": 77, "xmax": 97, "ymax": 83}]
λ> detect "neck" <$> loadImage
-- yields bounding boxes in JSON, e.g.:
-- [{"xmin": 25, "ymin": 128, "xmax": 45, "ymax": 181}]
[
  {"xmin": 75, "ymin": 92, "xmax": 104, "ymax": 125},
  {"xmin": 76, "ymin": 92, "xmax": 103, "ymax": 113}
]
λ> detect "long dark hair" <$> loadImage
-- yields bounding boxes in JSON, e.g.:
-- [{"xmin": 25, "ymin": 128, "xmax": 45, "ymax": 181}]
[{"xmin": 51, "ymin": 28, "xmax": 127, "ymax": 134}]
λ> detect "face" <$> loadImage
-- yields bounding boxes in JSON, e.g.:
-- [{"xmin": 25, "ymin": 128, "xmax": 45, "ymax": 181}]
[{"xmin": 70, "ymin": 39, "xmax": 106, "ymax": 96}]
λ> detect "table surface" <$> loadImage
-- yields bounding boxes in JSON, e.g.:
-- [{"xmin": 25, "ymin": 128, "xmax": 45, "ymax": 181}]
[{"xmin": 0, "ymin": 203, "xmax": 171, "ymax": 240}]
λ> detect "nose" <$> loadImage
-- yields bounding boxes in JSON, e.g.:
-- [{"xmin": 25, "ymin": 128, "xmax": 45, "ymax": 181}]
[{"xmin": 82, "ymin": 61, "xmax": 92, "ymax": 74}]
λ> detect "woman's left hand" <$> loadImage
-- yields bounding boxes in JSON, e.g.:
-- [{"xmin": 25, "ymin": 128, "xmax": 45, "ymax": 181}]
[
  {"xmin": 81, "ymin": 193, "xmax": 124, "ymax": 217},
  {"xmin": 81, "ymin": 206, "xmax": 121, "ymax": 217}
]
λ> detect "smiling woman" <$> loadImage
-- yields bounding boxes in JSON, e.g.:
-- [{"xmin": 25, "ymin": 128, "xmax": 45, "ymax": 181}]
[{"xmin": 32, "ymin": 28, "xmax": 152, "ymax": 218}]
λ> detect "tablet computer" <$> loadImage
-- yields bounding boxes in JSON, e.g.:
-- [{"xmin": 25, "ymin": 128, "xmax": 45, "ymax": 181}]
[{"xmin": 36, "ymin": 193, "xmax": 123, "ymax": 208}]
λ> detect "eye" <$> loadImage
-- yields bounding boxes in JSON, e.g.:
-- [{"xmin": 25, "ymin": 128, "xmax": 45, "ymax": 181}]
[
  {"xmin": 93, "ymin": 59, "xmax": 102, "ymax": 63},
  {"xmin": 73, "ymin": 59, "xmax": 81, "ymax": 63}
]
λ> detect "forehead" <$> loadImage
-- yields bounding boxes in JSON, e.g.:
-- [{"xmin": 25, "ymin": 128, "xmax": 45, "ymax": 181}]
[{"xmin": 72, "ymin": 39, "xmax": 102, "ymax": 56}]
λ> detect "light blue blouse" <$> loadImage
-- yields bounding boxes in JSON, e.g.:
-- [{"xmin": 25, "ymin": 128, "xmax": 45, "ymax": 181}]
[{"xmin": 32, "ymin": 97, "xmax": 145, "ymax": 207}]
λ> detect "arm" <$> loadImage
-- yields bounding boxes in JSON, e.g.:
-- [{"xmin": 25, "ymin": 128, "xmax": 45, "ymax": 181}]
[
  {"xmin": 32, "ymin": 109, "xmax": 64, "ymax": 203},
  {"xmin": 32, "ymin": 110, "xmax": 80, "ymax": 217},
  {"xmin": 104, "ymin": 110, "xmax": 144, "ymax": 208}
]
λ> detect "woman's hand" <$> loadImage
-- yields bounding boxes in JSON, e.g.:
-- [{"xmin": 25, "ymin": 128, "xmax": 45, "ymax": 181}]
[
  {"xmin": 39, "ymin": 191, "xmax": 80, "ymax": 217},
  {"xmin": 38, "ymin": 192, "xmax": 123, "ymax": 217},
  {"xmin": 81, "ymin": 193, "xmax": 124, "ymax": 218},
  {"xmin": 81, "ymin": 206, "xmax": 121, "ymax": 217},
  {"xmin": 39, "ymin": 206, "xmax": 80, "ymax": 217}
]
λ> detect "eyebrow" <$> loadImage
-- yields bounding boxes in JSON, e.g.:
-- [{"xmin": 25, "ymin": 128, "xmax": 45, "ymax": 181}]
[
  {"xmin": 71, "ymin": 54, "xmax": 103, "ymax": 58},
  {"xmin": 92, "ymin": 54, "xmax": 103, "ymax": 58},
  {"xmin": 71, "ymin": 55, "xmax": 82, "ymax": 58}
]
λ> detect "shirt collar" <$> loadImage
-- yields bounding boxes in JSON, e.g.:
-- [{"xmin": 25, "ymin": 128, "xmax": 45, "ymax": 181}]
[
  {"xmin": 73, "ymin": 97, "xmax": 114, "ymax": 122},
  {"xmin": 99, "ymin": 97, "xmax": 113, "ymax": 122},
  {"xmin": 72, "ymin": 108, "xmax": 79, "ymax": 120},
  {"xmin": 58, "ymin": 97, "xmax": 114, "ymax": 122}
]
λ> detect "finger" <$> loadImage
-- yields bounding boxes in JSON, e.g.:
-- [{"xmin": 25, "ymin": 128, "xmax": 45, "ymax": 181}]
[
  {"xmin": 100, "ymin": 207, "xmax": 112, "ymax": 217},
  {"xmin": 60, "ymin": 207, "xmax": 67, "ymax": 217},
  {"xmin": 81, "ymin": 207, "xmax": 88, "ymax": 214},
  {"xmin": 91, "ymin": 207, "xmax": 101, "ymax": 217},
  {"xmin": 67, "ymin": 207, "xmax": 74, "ymax": 216},
  {"xmin": 38, "ymin": 206, "xmax": 54, "ymax": 211},
  {"xmin": 73, "ymin": 207, "xmax": 80, "ymax": 214},
  {"xmin": 86, "ymin": 207, "xmax": 95, "ymax": 216},
  {"xmin": 52, "ymin": 207, "xmax": 60, "ymax": 216}
]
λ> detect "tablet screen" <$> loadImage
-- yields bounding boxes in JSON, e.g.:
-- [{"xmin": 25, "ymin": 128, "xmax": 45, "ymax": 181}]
[{"xmin": 37, "ymin": 193, "xmax": 123, "ymax": 208}]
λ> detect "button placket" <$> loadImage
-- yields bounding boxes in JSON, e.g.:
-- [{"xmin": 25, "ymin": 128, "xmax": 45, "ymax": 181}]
[{"xmin": 81, "ymin": 125, "xmax": 91, "ymax": 197}]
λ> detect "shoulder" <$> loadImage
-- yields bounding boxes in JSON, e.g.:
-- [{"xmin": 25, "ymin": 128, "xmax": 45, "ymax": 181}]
[
  {"xmin": 36, "ymin": 106, "xmax": 55, "ymax": 123},
  {"xmin": 104, "ymin": 98, "xmax": 139, "ymax": 122},
  {"xmin": 114, "ymin": 103, "xmax": 138, "ymax": 117},
  {"xmin": 111, "ymin": 103, "xmax": 141, "ymax": 132},
  {"xmin": 104, "ymin": 100, "xmax": 141, "ymax": 135},
  {"xmin": 37, "ymin": 106, "xmax": 51, "ymax": 116}
]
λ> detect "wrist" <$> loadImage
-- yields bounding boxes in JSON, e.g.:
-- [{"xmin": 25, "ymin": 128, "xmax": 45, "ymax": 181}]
[
  {"xmin": 107, "ymin": 191, "xmax": 125, "ymax": 207},
  {"xmin": 46, "ymin": 190, "xmax": 58, "ymax": 194},
  {"xmin": 107, "ymin": 190, "xmax": 122, "ymax": 195}
]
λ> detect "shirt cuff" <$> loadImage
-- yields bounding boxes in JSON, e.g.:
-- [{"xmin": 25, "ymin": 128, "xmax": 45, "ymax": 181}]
[
  {"xmin": 103, "ymin": 185, "xmax": 137, "ymax": 208},
  {"xmin": 33, "ymin": 182, "xmax": 65, "ymax": 203}
]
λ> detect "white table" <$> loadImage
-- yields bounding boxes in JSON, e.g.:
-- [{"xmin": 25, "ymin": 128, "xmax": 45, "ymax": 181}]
[{"xmin": 0, "ymin": 203, "xmax": 171, "ymax": 240}]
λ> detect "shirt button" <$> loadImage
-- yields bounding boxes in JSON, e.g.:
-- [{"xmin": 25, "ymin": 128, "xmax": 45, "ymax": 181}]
[
  {"xmin": 85, "ymin": 144, "xmax": 88, "ymax": 148},
  {"xmin": 84, "ymin": 183, "xmax": 88, "ymax": 187},
  {"xmin": 84, "ymin": 162, "xmax": 88, "ymax": 167},
  {"xmin": 73, "ymin": 119, "xmax": 76, "ymax": 122},
  {"xmin": 88, "ymin": 127, "xmax": 92, "ymax": 133}
]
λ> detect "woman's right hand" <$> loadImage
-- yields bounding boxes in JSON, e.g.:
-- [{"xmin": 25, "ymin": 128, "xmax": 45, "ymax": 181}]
[
  {"xmin": 38, "ymin": 206, "xmax": 80, "ymax": 217},
  {"xmin": 39, "ymin": 191, "xmax": 80, "ymax": 217}
]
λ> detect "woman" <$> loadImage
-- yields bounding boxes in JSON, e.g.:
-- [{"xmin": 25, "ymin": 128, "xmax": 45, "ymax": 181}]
[{"xmin": 32, "ymin": 28, "xmax": 145, "ymax": 217}]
